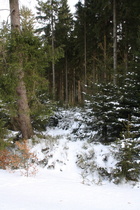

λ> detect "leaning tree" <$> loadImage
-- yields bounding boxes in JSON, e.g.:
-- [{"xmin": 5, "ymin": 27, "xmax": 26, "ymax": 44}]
[{"xmin": 9, "ymin": 0, "xmax": 33, "ymax": 139}]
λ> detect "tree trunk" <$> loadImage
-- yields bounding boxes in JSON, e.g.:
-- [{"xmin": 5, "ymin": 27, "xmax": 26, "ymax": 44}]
[
  {"xmin": 92, "ymin": 52, "xmax": 96, "ymax": 84},
  {"xmin": 9, "ymin": 0, "xmax": 33, "ymax": 139},
  {"xmin": 124, "ymin": 51, "xmax": 128, "ymax": 74},
  {"xmin": 113, "ymin": 0, "xmax": 117, "ymax": 85},
  {"xmin": 51, "ymin": 0, "xmax": 55, "ymax": 100},
  {"xmin": 9, "ymin": 0, "xmax": 20, "ymax": 30},
  {"xmin": 73, "ymin": 68, "xmax": 76, "ymax": 105},
  {"xmin": 104, "ymin": 34, "xmax": 107, "ymax": 82},
  {"xmin": 84, "ymin": 10, "xmax": 87, "ymax": 87},
  {"xmin": 83, "ymin": 0, "xmax": 87, "ymax": 100},
  {"xmin": 78, "ymin": 80, "xmax": 82, "ymax": 103},
  {"xmin": 65, "ymin": 54, "xmax": 68, "ymax": 106}
]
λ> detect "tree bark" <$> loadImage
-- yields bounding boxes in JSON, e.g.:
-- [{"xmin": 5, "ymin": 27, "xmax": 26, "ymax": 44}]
[
  {"xmin": 78, "ymin": 80, "xmax": 82, "ymax": 103},
  {"xmin": 65, "ymin": 54, "xmax": 68, "ymax": 106},
  {"xmin": 51, "ymin": 0, "xmax": 55, "ymax": 100},
  {"xmin": 9, "ymin": 0, "xmax": 33, "ymax": 139},
  {"xmin": 83, "ymin": 0, "xmax": 87, "ymax": 100},
  {"xmin": 113, "ymin": 0, "xmax": 117, "ymax": 85},
  {"xmin": 104, "ymin": 34, "xmax": 107, "ymax": 82},
  {"xmin": 84, "ymin": 10, "xmax": 87, "ymax": 87}
]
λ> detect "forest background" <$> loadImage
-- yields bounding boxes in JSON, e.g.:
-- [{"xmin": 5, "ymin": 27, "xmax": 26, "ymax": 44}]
[{"xmin": 0, "ymin": 0, "xmax": 140, "ymax": 181}]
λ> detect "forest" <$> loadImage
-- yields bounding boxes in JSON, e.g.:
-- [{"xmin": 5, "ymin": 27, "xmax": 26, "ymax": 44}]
[{"xmin": 0, "ymin": 0, "xmax": 140, "ymax": 182}]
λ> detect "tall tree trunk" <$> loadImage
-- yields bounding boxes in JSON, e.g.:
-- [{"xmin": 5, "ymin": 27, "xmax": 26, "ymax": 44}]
[
  {"xmin": 92, "ymin": 52, "xmax": 96, "ymax": 84},
  {"xmin": 84, "ymin": 0, "xmax": 87, "ymax": 99},
  {"xmin": 78, "ymin": 80, "xmax": 82, "ymax": 103},
  {"xmin": 124, "ymin": 24, "xmax": 128, "ymax": 74},
  {"xmin": 65, "ymin": 55, "xmax": 68, "ymax": 105},
  {"xmin": 124, "ymin": 50, "xmax": 128, "ymax": 74},
  {"xmin": 9, "ymin": 0, "xmax": 33, "ymax": 139},
  {"xmin": 113, "ymin": 0, "xmax": 117, "ymax": 85},
  {"xmin": 51, "ymin": 0, "xmax": 55, "ymax": 100},
  {"xmin": 73, "ymin": 68, "xmax": 76, "ymax": 105},
  {"xmin": 104, "ymin": 34, "xmax": 107, "ymax": 83},
  {"xmin": 84, "ymin": 13, "xmax": 87, "ymax": 87}
]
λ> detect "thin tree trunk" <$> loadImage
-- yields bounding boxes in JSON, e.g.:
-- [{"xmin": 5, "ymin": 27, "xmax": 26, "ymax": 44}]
[
  {"xmin": 78, "ymin": 80, "xmax": 82, "ymax": 103},
  {"xmin": 52, "ymin": 27, "xmax": 55, "ymax": 99},
  {"xmin": 71, "ymin": 84, "xmax": 74, "ymax": 105},
  {"xmin": 113, "ymin": 0, "xmax": 117, "ymax": 85},
  {"xmin": 124, "ymin": 24, "xmax": 128, "ymax": 74},
  {"xmin": 124, "ymin": 51, "xmax": 128, "ymax": 74},
  {"xmin": 65, "ymin": 55, "xmax": 68, "ymax": 105},
  {"xmin": 73, "ymin": 68, "xmax": 76, "ymax": 105},
  {"xmin": 51, "ymin": 0, "xmax": 55, "ymax": 100},
  {"xmin": 84, "ymin": 0, "xmax": 87, "ymax": 98},
  {"xmin": 92, "ymin": 52, "xmax": 96, "ymax": 84},
  {"xmin": 9, "ymin": 0, "xmax": 33, "ymax": 139},
  {"xmin": 104, "ymin": 34, "xmax": 107, "ymax": 82},
  {"xmin": 84, "ymin": 15, "xmax": 87, "ymax": 87}
]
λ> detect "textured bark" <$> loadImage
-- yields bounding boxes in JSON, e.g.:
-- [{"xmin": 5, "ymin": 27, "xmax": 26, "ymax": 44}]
[
  {"xmin": 9, "ymin": 0, "xmax": 20, "ymax": 30},
  {"xmin": 16, "ymin": 59, "xmax": 33, "ymax": 139},
  {"xmin": 9, "ymin": 0, "xmax": 33, "ymax": 139}
]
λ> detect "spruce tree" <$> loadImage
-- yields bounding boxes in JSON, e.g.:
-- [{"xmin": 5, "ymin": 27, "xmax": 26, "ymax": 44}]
[
  {"xmin": 0, "ymin": 5, "xmax": 51, "ymax": 135},
  {"xmin": 86, "ymin": 83, "xmax": 122, "ymax": 142},
  {"xmin": 55, "ymin": 0, "xmax": 74, "ymax": 104},
  {"xmin": 9, "ymin": 0, "xmax": 33, "ymax": 139},
  {"xmin": 36, "ymin": 0, "xmax": 64, "ymax": 99}
]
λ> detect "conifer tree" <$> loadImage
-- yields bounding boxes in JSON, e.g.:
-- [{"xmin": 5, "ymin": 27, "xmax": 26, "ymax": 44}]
[
  {"xmin": 0, "ymin": 3, "xmax": 50, "ymax": 136},
  {"xmin": 9, "ymin": 0, "xmax": 33, "ymax": 139},
  {"xmin": 86, "ymin": 83, "xmax": 122, "ymax": 142},
  {"xmin": 36, "ymin": 0, "xmax": 63, "ymax": 99},
  {"xmin": 55, "ymin": 0, "xmax": 73, "ymax": 104}
]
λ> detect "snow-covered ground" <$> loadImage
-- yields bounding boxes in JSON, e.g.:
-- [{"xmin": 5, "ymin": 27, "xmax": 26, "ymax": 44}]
[
  {"xmin": 0, "ymin": 109, "xmax": 140, "ymax": 210},
  {"xmin": 0, "ymin": 167, "xmax": 139, "ymax": 210}
]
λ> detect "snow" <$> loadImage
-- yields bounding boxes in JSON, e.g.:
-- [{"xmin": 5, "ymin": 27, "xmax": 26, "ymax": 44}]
[
  {"xmin": 0, "ymin": 110, "xmax": 140, "ymax": 210},
  {"xmin": 0, "ymin": 167, "xmax": 139, "ymax": 210}
]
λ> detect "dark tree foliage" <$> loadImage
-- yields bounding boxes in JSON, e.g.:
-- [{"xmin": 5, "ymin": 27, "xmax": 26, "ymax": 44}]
[
  {"xmin": 85, "ymin": 62, "xmax": 140, "ymax": 142},
  {"xmin": 119, "ymin": 70, "xmax": 140, "ymax": 138},
  {"xmin": 86, "ymin": 83, "xmax": 123, "ymax": 142},
  {"xmin": 113, "ymin": 137, "xmax": 140, "ymax": 183}
]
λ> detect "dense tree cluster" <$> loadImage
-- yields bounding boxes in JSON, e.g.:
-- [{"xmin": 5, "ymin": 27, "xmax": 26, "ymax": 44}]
[
  {"xmin": 0, "ymin": 0, "xmax": 139, "ymax": 142},
  {"xmin": 34, "ymin": 0, "xmax": 140, "ymax": 104},
  {"xmin": 0, "ymin": 0, "xmax": 139, "ymax": 183}
]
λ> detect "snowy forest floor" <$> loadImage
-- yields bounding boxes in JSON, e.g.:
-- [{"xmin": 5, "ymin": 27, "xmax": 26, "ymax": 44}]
[
  {"xmin": 0, "ymin": 167, "xmax": 139, "ymax": 210},
  {"xmin": 0, "ymin": 109, "xmax": 140, "ymax": 210}
]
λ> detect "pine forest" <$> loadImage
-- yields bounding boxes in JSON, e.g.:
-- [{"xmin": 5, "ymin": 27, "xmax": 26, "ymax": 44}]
[{"xmin": 0, "ymin": 0, "xmax": 140, "ymax": 184}]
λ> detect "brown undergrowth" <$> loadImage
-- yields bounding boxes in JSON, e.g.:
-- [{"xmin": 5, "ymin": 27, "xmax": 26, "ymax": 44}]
[{"xmin": 0, "ymin": 140, "xmax": 38, "ymax": 177}]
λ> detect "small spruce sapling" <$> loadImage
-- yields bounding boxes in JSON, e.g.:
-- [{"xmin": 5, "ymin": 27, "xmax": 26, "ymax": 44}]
[{"xmin": 113, "ymin": 121, "xmax": 140, "ymax": 183}]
